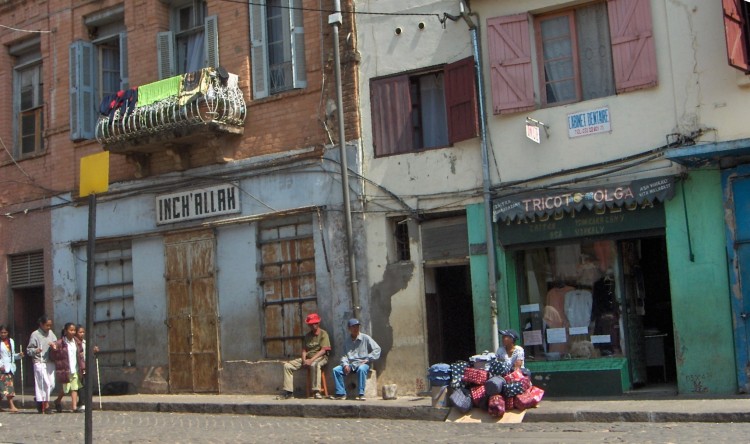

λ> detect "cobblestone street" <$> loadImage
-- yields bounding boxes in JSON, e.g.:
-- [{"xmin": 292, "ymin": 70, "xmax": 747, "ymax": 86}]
[{"xmin": 0, "ymin": 411, "xmax": 748, "ymax": 443}]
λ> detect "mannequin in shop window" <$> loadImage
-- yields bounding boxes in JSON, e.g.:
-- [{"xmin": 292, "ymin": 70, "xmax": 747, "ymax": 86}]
[
  {"xmin": 544, "ymin": 279, "xmax": 573, "ymax": 354},
  {"xmin": 592, "ymin": 269, "xmax": 620, "ymax": 355}
]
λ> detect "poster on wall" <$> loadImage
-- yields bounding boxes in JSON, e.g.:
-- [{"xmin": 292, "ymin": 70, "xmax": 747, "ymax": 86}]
[
  {"xmin": 523, "ymin": 330, "xmax": 543, "ymax": 346},
  {"xmin": 546, "ymin": 328, "xmax": 567, "ymax": 344}
]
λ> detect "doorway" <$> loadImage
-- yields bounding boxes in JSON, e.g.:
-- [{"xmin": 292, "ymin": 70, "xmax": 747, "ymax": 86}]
[
  {"xmin": 425, "ymin": 265, "xmax": 476, "ymax": 365},
  {"xmin": 12, "ymin": 287, "xmax": 45, "ymax": 391},
  {"xmin": 621, "ymin": 236, "xmax": 676, "ymax": 388}
]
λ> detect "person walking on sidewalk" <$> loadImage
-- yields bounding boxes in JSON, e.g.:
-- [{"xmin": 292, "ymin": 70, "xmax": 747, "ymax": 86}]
[
  {"xmin": 51, "ymin": 323, "xmax": 85, "ymax": 413},
  {"xmin": 279, "ymin": 313, "xmax": 331, "ymax": 400},
  {"xmin": 27, "ymin": 315, "xmax": 58, "ymax": 414},
  {"xmin": 332, "ymin": 319, "xmax": 381, "ymax": 401},
  {"xmin": 0, "ymin": 325, "xmax": 23, "ymax": 412},
  {"xmin": 75, "ymin": 325, "xmax": 99, "ymax": 412}
]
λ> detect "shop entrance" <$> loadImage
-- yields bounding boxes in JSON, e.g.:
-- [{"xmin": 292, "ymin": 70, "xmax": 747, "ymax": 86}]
[
  {"xmin": 12, "ymin": 286, "xmax": 45, "ymax": 391},
  {"xmin": 424, "ymin": 265, "xmax": 476, "ymax": 365},
  {"xmin": 620, "ymin": 236, "xmax": 676, "ymax": 388}
]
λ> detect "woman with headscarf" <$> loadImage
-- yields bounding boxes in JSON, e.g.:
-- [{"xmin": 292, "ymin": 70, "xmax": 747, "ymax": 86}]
[{"xmin": 496, "ymin": 329, "xmax": 525, "ymax": 370}]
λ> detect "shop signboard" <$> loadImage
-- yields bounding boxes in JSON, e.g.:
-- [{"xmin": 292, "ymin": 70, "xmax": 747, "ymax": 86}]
[
  {"xmin": 156, "ymin": 183, "xmax": 241, "ymax": 225},
  {"xmin": 568, "ymin": 106, "xmax": 611, "ymax": 138}
]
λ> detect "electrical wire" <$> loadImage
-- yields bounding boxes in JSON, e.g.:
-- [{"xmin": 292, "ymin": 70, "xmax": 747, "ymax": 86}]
[
  {"xmin": 0, "ymin": 24, "xmax": 53, "ymax": 33},
  {"xmin": 218, "ymin": 0, "xmax": 444, "ymax": 18}
]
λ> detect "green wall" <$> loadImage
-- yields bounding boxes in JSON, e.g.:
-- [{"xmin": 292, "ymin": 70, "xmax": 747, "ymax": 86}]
[
  {"xmin": 664, "ymin": 170, "xmax": 736, "ymax": 394},
  {"xmin": 467, "ymin": 203, "xmax": 494, "ymax": 353}
]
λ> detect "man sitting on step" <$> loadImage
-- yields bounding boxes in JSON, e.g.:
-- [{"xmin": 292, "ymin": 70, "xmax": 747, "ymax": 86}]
[
  {"xmin": 279, "ymin": 313, "xmax": 331, "ymax": 399},
  {"xmin": 331, "ymin": 318, "xmax": 381, "ymax": 401}
]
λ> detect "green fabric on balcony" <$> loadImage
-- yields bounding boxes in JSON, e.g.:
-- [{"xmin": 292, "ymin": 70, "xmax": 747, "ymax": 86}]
[{"xmin": 137, "ymin": 76, "xmax": 182, "ymax": 107}]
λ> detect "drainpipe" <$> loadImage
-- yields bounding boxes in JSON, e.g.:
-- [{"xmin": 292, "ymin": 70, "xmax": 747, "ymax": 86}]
[
  {"xmin": 463, "ymin": 10, "xmax": 500, "ymax": 352},
  {"xmin": 330, "ymin": 0, "xmax": 361, "ymax": 319}
]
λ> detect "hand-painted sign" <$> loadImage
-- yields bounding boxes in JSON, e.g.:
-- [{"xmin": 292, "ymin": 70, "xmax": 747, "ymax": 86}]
[
  {"xmin": 156, "ymin": 184, "xmax": 241, "ymax": 225},
  {"xmin": 492, "ymin": 176, "xmax": 675, "ymax": 223}
]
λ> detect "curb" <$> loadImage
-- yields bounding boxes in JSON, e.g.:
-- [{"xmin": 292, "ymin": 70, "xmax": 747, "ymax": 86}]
[{"xmin": 524, "ymin": 410, "xmax": 750, "ymax": 423}]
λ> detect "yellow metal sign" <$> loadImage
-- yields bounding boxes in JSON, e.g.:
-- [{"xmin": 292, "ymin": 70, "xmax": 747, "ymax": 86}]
[{"xmin": 79, "ymin": 151, "xmax": 110, "ymax": 197}]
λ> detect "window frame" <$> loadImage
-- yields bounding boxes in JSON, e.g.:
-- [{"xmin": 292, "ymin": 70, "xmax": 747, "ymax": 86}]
[
  {"xmin": 249, "ymin": 0, "xmax": 307, "ymax": 99},
  {"xmin": 724, "ymin": 0, "xmax": 750, "ymax": 73},
  {"xmin": 370, "ymin": 57, "xmax": 478, "ymax": 158},
  {"xmin": 157, "ymin": 0, "xmax": 218, "ymax": 79},
  {"xmin": 534, "ymin": 9, "xmax": 584, "ymax": 107},
  {"xmin": 13, "ymin": 51, "xmax": 44, "ymax": 158}
]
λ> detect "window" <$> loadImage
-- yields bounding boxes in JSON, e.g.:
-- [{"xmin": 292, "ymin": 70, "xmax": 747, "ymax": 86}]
[
  {"xmin": 79, "ymin": 241, "xmax": 136, "ymax": 367},
  {"xmin": 11, "ymin": 38, "xmax": 43, "ymax": 157},
  {"xmin": 488, "ymin": 0, "xmax": 657, "ymax": 114},
  {"xmin": 724, "ymin": 0, "xmax": 750, "ymax": 73},
  {"xmin": 70, "ymin": 7, "xmax": 128, "ymax": 141},
  {"xmin": 157, "ymin": 0, "xmax": 218, "ymax": 79},
  {"xmin": 370, "ymin": 57, "xmax": 478, "ymax": 157},
  {"xmin": 249, "ymin": 0, "xmax": 307, "ymax": 99},
  {"xmin": 515, "ymin": 240, "xmax": 622, "ymax": 361}
]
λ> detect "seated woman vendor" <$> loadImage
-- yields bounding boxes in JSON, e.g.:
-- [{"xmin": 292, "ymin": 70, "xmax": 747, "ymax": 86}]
[{"xmin": 496, "ymin": 329, "xmax": 525, "ymax": 370}]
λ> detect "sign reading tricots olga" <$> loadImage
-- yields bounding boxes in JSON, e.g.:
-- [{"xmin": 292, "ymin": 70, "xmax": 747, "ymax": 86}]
[{"xmin": 156, "ymin": 184, "xmax": 241, "ymax": 225}]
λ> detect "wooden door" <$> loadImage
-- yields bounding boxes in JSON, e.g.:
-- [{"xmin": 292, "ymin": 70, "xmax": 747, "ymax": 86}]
[{"xmin": 165, "ymin": 229, "xmax": 220, "ymax": 393}]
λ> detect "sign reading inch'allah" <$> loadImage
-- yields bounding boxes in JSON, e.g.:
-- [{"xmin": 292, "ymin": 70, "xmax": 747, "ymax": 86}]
[{"xmin": 156, "ymin": 184, "xmax": 241, "ymax": 225}]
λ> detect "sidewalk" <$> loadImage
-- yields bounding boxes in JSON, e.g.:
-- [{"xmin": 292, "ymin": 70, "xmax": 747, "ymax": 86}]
[{"xmin": 13, "ymin": 393, "xmax": 750, "ymax": 423}]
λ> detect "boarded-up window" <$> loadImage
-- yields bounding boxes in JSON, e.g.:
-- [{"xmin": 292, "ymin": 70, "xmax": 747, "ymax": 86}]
[
  {"xmin": 9, "ymin": 251, "xmax": 44, "ymax": 288},
  {"xmin": 724, "ymin": 0, "xmax": 750, "ymax": 73},
  {"xmin": 86, "ymin": 241, "xmax": 136, "ymax": 367},
  {"xmin": 370, "ymin": 57, "xmax": 478, "ymax": 157},
  {"xmin": 259, "ymin": 215, "xmax": 317, "ymax": 358}
]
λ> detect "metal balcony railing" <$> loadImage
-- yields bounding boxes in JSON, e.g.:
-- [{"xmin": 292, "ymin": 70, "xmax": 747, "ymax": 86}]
[{"xmin": 95, "ymin": 70, "xmax": 246, "ymax": 147}]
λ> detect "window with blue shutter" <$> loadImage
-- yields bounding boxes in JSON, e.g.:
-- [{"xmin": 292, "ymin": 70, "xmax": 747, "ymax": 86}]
[
  {"xmin": 158, "ymin": 1, "xmax": 218, "ymax": 79},
  {"xmin": 69, "ymin": 40, "xmax": 96, "ymax": 141}
]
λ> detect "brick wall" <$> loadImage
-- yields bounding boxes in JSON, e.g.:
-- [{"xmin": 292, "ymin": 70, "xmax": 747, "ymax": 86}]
[{"xmin": 0, "ymin": 0, "xmax": 361, "ymax": 206}]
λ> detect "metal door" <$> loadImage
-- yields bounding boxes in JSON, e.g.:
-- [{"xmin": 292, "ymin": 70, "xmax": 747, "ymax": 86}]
[
  {"xmin": 165, "ymin": 229, "xmax": 220, "ymax": 393},
  {"xmin": 729, "ymin": 176, "xmax": 750, "ymax": 390}
]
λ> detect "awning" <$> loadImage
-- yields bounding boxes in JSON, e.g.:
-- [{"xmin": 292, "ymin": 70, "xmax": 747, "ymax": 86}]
[{"xmin": 492, "ymin": 176, "xmax": 676, "ymax": 223}]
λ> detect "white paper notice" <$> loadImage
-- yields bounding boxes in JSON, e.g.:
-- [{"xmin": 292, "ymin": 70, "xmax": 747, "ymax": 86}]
[
  {"xmin": 546, "ymin": 328, "xmax": 567, "ymax": 344},
  {"xmin": 591, "ymin": 335, "xmax": 611, "ymax": 344},
  {"xmin": 523, "ymin": 330, "xmax": 543, "ymax": 346},
  {"xmin": 520, "ymin": 303, "xmax": 540, "ymax": 313},
  {"xmin": 568, "ymin": 326, "xmax": 589, "ymax": 336}
]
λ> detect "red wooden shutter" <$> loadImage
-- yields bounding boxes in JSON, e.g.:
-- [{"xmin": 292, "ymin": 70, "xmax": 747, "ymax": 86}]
[
  {"xmin": 445, "ymin": 57, "xmax": 478, "ymax": 144},
  {"xmin": 370, "ymin": 75, "xmax": 413, "ymax": 157},
  {"xmin": 607, "ymin": 0, "xmax": 658, "ymax": 93},
  {"xmin": 723, "ymin": 0, "xmax": 750, "ymax": 73},
  {"xmin": 486, "ymin": 13, "xmax": 535, "ymax": 115}
]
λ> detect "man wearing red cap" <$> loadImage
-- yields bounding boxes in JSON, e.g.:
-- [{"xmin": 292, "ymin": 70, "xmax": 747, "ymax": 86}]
[{"xmin": 279, "ymin": 313, "xmax": 331, "ymax": 399}]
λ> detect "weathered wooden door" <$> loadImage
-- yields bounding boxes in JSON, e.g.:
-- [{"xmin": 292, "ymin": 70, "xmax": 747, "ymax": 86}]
[
  {"xmin": 165, "ymin": 229, "xmax": 220, "ymax": 393},
  {"xmin": 260, "ymin": 217, "xmax": 318, "ymax": 358}
]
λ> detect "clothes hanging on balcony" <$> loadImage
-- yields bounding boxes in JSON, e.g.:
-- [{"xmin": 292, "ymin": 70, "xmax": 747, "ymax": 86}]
[
  {"xmin": 178, "ymin": 68, "xmax": 212, "ymax": 106},
  {"xmin": 137, "ymin": 75, "xmax": 182, "ymax": 107},
  {"xmin": 99, "ymin": 88, "xmax": 138, "ymax": 123}
]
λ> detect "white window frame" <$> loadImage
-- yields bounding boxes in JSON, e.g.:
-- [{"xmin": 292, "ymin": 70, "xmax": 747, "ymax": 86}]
[{"xmin": 249, "ymin": 0, "xmax": 307, "ymax": 99}]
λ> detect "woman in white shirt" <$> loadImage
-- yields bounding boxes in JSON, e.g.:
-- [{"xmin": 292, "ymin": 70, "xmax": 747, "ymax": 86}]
[{"xmin": 0, "ymin": 325, "xmax": 23, "ymax": 412}]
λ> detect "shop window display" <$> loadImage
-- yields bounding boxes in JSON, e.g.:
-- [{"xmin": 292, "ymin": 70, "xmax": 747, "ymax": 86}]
[{"xmin": 516, "ymin": 240, "xmax": 622, "ymax": 361}]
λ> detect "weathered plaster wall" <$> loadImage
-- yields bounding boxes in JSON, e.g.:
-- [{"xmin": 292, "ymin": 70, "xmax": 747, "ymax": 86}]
[{"xmin": 665, "ymin": 170, "xmax": 736, "ymax": 394}]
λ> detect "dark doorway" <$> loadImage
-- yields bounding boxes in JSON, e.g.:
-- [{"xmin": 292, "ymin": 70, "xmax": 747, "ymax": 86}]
[
  {"xmin": 12, "ymin": 286, "xmax": 45, "ymax": 391},
  {"xmin": 425, "ymin": 265, "xmax": 475, "ymax": 365}
]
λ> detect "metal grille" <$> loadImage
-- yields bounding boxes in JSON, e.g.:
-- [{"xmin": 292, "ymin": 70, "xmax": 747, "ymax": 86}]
[{"xmin": 9, "ymin": 251, "xmax": 44, "ymax": 288}]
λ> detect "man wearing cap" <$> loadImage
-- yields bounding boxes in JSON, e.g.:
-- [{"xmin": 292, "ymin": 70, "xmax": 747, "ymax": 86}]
[
  {"xmin": 279, "ymin": 313, "xmax": 331, "ymax": 399},
  {"xmin": 497, "ymin": 329, "xmax": 525, "ymax": 370},
  {"xmin": 331, "ymin": 318, "xmax": 381, "ymax": 401}
]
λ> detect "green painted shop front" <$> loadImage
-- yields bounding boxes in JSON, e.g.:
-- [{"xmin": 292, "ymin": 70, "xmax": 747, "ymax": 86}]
[{"xmin": 467, "ymin": 171, "xmax": 736, "ymax": 396}]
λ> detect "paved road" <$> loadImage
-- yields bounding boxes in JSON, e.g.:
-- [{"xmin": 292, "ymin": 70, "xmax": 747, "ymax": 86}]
[{"xmin": 0, "ymin": 411, "xmax": 747, "ymax": 443}]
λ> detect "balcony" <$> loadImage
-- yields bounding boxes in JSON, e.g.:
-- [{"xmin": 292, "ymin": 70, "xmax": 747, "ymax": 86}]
[{"xmin": 96, "ymin": 68, "xmax": 247, "ymax": 161}]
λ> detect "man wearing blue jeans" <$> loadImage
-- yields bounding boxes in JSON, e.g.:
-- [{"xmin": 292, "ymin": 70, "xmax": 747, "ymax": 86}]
[{"xmin": 331, "ymin": 318, "xmax": 381, "ymax": 401}]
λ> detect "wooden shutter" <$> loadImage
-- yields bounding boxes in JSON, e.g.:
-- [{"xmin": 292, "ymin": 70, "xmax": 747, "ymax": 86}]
[
  {"xmin": 607, "ymin": 0, "xmax": 658, "ymax": 93},
  {"xmin": 290, "ymin": 0, "xmax": 307, "ymax": 89},
  {"xmin": 444, "ymin": 57, "xmax": 478, "ymax": 144},
  {"xmin": 370, "ymin": 75, "xmax": 413, "ymax": 157},
  {"xmin": 157, "ymin": 31, "xmax": 175, "ymax": 80},
  {"xmin": 69, "ymin": 40, "xmax": 96, "ymax": 141},
  {"xmin": 9, "ymin": 252, "xmax": 44, "ymax": 288},
  {"xmin": 119, "ymin": 32, "xmax": 129, "ymax": 90},
  {"xmin": 249, "ymin": 1, "xmax": 269, "ymax": 99},
  {"xmin": 205, "ymin": 15, "xmax": 219, "ymax": 68},
  {"xmin": 723, "ymin": 0, "xmax": 750, "ymax": 73},
  {"xmin": 487, "ymin": 13, "xmax": 535, "ymax": 115}
]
